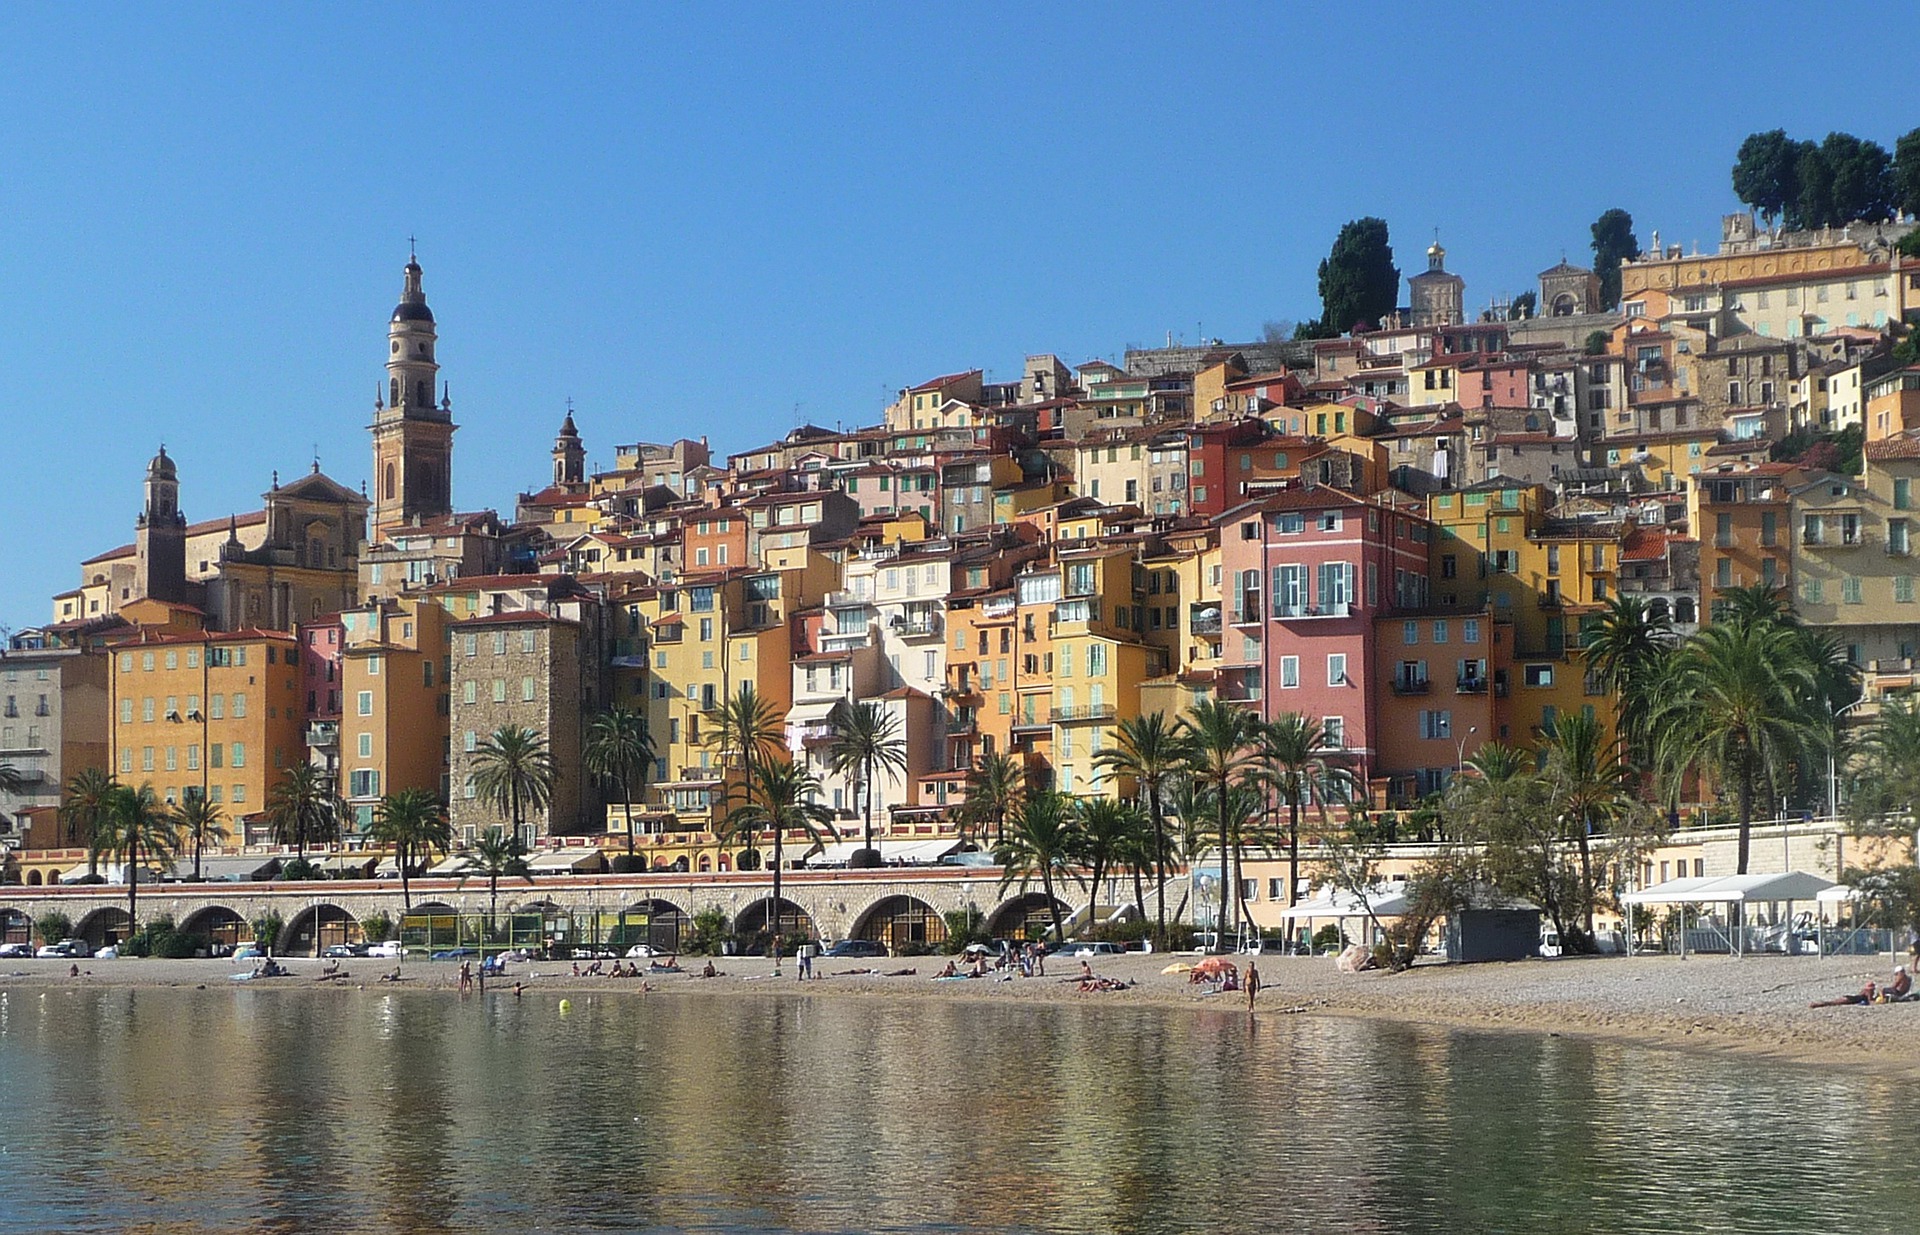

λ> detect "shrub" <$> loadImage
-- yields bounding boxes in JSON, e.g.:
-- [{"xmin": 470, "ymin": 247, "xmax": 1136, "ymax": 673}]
[
  {"xmin": 360, "ymin": 911, "xmax": 394, "ymax": 944},
  {"xmin": 1311, "ymin": 924, "xmax": 1343, "ymax": 952},
  {"xmin": 124, "ymin": 916, "xmax": 195, "ymax": 959},
  {"xmin": 940, "ymin": 908, "xmax": 986, "ymax": 954},
  {"xmin": 34, "ymin": 912, "xmax": 73, "ymax": 946},
  {"xmin": 685, "ymin": 906, "xmax": 729, "ymax": 956},
  {"xmin": 252, "ymin": 911, "xmax": 285, "ymax": 955},
  {"xmin": 897, "ymin": 940, "xmax": 935, "ymax": 957},
  {"xmin": 608, "ymin": 854, "xmax": 647, "ymax": 874},
  {"xmin": 279, "ymin": 858, "xmax": 323, "ymax": 882}
]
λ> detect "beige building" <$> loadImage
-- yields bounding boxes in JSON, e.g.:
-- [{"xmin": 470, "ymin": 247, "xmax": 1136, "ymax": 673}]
[
  {"xmin": 448, "ymin": 611, "xmax": 589, "ymax": 846},
  {"xmin": 337, "ymin": 597, "xmax": 453, "ymax": 832},
  {"xmin": 0, "ymin": 632, "xmax": 110, "ymax": 844}
]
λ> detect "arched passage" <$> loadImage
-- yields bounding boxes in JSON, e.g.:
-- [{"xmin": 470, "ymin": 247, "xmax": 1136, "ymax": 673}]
[
  {"xmin": 617, "ymin": 899, "xmax": 690, "ymax": 954},
  {"xmin": 852, "ymin": 895, "xmax": 948, "ymax": 953},
  {"xmin": 283, "ymin": 904, "xmax": 360, "ymax": 956},
  {"xmin": 733, "ymin": 897, "xmax": 816, "ymax": 953},
  {"xmin": 180, "ymin": 907, "xmax": 249, "ymax": 954},
  {"xmin": 26, "ymin": 870, "xmax": 42, "ymax": 886},
  {"xmin": 0, "ymin": 907, "xmax": 29, "ymax": 945},
  {"xmin": 520, "ymin": 900, "xmax": 574, "ymax": 953},
  {"xmin": 75, "ymin": 907, "xmax": 133, "ymax": 948},
  {"xmin": 985, "ymin": 892, "xmax": 1070, "ymax": 941},
  {"xmin": 401, "ymin": 902, "xmax": 461, "ymax": 952}
]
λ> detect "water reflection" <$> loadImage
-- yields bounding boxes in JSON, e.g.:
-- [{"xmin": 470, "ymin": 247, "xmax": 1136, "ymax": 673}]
[{"xmin": 0, "ymin": 986, "xmax": 1916, "ymax": 1234}]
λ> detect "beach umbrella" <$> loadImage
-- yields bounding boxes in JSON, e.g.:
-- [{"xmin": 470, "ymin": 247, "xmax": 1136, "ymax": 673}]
[{"xmin": 1191, "ymin": 956, "xmax": 1238, "ymax": 979}]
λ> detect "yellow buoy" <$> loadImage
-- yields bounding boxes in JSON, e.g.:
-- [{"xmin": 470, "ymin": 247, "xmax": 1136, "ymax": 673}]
[{"xmin": 558, "ymin": 998, "xmax": 571, "ymax": 1015}]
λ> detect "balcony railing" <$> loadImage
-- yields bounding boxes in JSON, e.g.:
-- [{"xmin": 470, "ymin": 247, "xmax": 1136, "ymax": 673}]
[
  {"xmin": 306, "ymin": 721, "xmax": 339, "ymax": 747},
  {"xmin": 1050, "ymin": 703, "xmax": 1118, "ymax": 723},
  {"xmin": 1391, "ymin": 677, "xmax": 1431, "ymax": 695},
  {"xmin": 1273, "ymin": 601, "xmax": 1351, "ymax": 620},
  {"xmin": 1456, "ymin": 676, "xmax": 1488, "ymax": 694},
  {"xmin": 1189, "ymin": 608, "xmax": 1223, "ymax": 635}
]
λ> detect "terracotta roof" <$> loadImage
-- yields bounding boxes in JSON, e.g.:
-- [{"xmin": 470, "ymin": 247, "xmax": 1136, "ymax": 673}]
[
  {"xmin": 910, "ymin": 370, "xmax": 981, "ymax": 393},
  {"xmin": 1620, "ymin": 527, "xmax": 1670, "ymax": 562},
  {"xmin": 1866, "ymin": 435, "xmax": 1920, "ymax": 460},
  {"xmin": 453, "ymin": 610, "xmax": 579, "ymax": 628}
]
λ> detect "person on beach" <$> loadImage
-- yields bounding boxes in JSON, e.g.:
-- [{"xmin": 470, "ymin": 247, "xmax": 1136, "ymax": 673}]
[
  {"xmin": 1246, "ymin": 960, "xmax": 1261, "ymax": 1010},
  {"xmin": 1810, "ymin": 980, "xmax": 1878, "ymax": 1007},
  {"xmin": 1032, "ymin": 944, "xmax": 1046, "ymax": 978},
  {"xmin": 1079, "ymin": 960, "xmax": 1094, "ymax": 981},
  {"xmin": 1882, "ymin": 965, "xmax": 1911, "ymax": 1001},
  {"xmin": 936, "ymin": 959, "xmax": 959, "ymax": 978},
  {"xmin": 701, "ymin": 960, "xmax": 718, "ymax": 978},
  {"xmin": 68, "ymin": 964, "xmax": 79, "ymax": 978},
  {"xmin": 458, "ymin": 961, "xmax": 473, "ymax": 993},
  {"xmin": 798, "ymin": 950, "xmax": 813, "ymax": 981}
]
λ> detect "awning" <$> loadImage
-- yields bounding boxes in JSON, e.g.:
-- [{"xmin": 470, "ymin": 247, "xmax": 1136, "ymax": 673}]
[
  {"xmin": 1276, "ymin": 885, "xmax": 1411, "ymax": 919},
  {"xmin": 315, "ymin": 854, "xmax": 375, "ymax": 876},
  {"xmin": 1816, "ymin": 885, "xmax": 1864, "ymax": 904},
  {"xmin": 173, "ymin": 855, "xmax": 281, "ymax": 882},
  {"xmin": 803, "ymin": 838, "xmax": 966, "ymax": 867},
  {"xmin": 424, "ymin": 855, "xmax": 468, "ymax": 877},
  {"xmin": 785, "ymin": 700, "xmax": 841, "ymax": 725},
  {"xmin": 61, "ymin": 862, "xmax": 166, "ymax": 885},
  {"xmin": 528, "ymin": 849, "xmax": 606, "ymax": 873},
  {"xmin": 1620, "ymin": 871, "xmax": 1836, "ymax": 905}
]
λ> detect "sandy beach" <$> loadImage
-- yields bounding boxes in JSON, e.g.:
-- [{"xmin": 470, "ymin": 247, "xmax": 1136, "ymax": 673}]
[{"xmin": 6, "ymin": 949, "xmax": 1915, "ymax": 1074}]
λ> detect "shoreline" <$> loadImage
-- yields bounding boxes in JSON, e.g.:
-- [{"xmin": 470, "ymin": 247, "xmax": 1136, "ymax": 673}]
[{"xmin": 6, "ymin": 951, "xmax": 1915, "ymax": 1076}]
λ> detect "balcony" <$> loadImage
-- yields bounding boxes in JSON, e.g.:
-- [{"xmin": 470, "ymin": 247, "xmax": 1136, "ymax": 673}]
[
  {"xmin": 826, "ymin": 590, "xmax": 875, "ymax": 609},
  {"xmin": 306, "ymin": 721, "xmax": 339, "ymax": 748},
  {"xmin": 792, "ymin": 722, "xmax": 837, "ymax": 746},
  {"xmin": 1230, "ymin": 601, "xmax": 1262, "ymax": 627},
  {"xmin": 1189, "ymin": 606, "xmax": 1223, "ymax": 635},
  {"xmin": 1050, "ymin": 703, "xmax": 1118, "ymax": 723},
  {"xmin": 1537, "ymin": 594, "xmax": 1563, "ymax": 610},
  {"xmin": 1456, "ymin": 676, "xmax": 1488, "ymax": 694},
  {"xmin": 1273, "ymin": 601, "xmax": 1351, "ymax": 620},
  {"xmin": 892, "ymin": 611, "xmax": 942, "ymax": 639},
  {"xmin": 1054, "ymin": 599, "xmax": 1102, "ymax": 626},
  {"xmin": 1391, "ymin": 677, "xmax": 1432, "ymax": 696}
]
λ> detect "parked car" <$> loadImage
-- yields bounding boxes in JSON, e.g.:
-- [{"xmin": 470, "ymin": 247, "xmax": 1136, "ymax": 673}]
[
  {"xmin": 232, "ymin": 944, "xmax": 266, "ymax": 961},
  {"xmin": 323, "ymin": 943, "xmax": 369, "ymax": 959},
  {"xmin": 623, "ymin": 943, "xmax": 662, "ymax": 959},
  {"xmin": 366, "ymin": 941, "xmax": 406, "ymax": 959},
  {"xmin": 1071, "ymin": 942, "xmax": 1125, "ymax": 958},
  {"xmin": 36, "ymin": 939, "xmax": 92, "ymax": 959},
  {"xmin": 94, "ymin": 945, "xmax": 120, "ymax": 960},
  {"xmin": 430, "ymin": 947, "xmax": 479, "ymax": 961},
  {"xmin": 0, "ymin": 942, "xmax": 36, "ymax": 959},
  {"xmin": 821, "ymin": 939, "xmax": 888, "ymax": 959}
]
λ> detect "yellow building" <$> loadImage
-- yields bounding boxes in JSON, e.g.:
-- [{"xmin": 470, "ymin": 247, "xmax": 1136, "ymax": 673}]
[
  {"xmin": 109, "ymin": 629, "xmax": 304, "ymax": 831},
  {"xmin": 338, "ymin": 597, "xmax": 452, "ymax": 829}
]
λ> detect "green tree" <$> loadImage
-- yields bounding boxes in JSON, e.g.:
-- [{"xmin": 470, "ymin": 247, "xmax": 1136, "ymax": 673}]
[
  {"xmin": 90, "ymin": 784, "xmax": 178, "ymax": 939},
  {"xmin": 1582, "ymin": 595, "xmax": 1675, "ymax": 764},
  {"xmin": 171, "ymin": 795, "xmax": 228, "ymax": 883},
  {"xmin": 721, "ymin": 754, "xmax": 837, "ymax": 954},
  {"xmin": 1818, "ymin": 131, "xmax": 1895, "ymax": 224},
  {"xmin": 1316, "ymin": 217, "xmax": 1399, "ymax": 335},
  {"xmin": 993, "ymin": 790, "xmax": 1083, "ymax": 943},
  {"xmin": 1846, "ymin": 696, "xmax": 1920, "ymax": 830},
  {"xmin": 825, "ymin": 699, "xmax": 908, "ymax": 864},
  {"xmin": 34, "ymin": 911, "xmax": 73, "ymax": 947},
  {"xmin": 1538, "ymin": 711, "xmax": 1635, "ymax": 946},
  {"xmin": 1506, "ymin": 291, "xmax": 1537, "ymax": 321},
  {"xmin": 583, "ymin": 708, "xmax": 656, "ymax": 857},
  {"xmin": 1793, "ymin": 139, "xmax": 1836, "ymax": 230},
  {"xmin": 266, "ymin": 763, "xmax": 342, "ymax": 865},
  {"xmin": 1590, "ymin": 208, "xmax": 1639, "ymax": 310},
  {"xmin": 60, "ymin": 767, "xmax": 118, "ymax": 873},
  {"xmin": 1073, "ymin": 796, "xmax": 1143, "ymax": 933},
  {"xmin": 471, "ymin": 724, "xmax": 558, "ymax": 849},
  {"xmin": 368, "ymin": 789, "xmax": 451, "ymax": 912},
  {"xmin": 1093, "ymin": 711, "xmax": 1192, "ymax": 942},
  {"xmin": 1178, "ymin": 699, "xmax": 1261, "ymax": 948},
  {"xmin": 1648, "ymin": 621, "xmax": 1825, "ymax": 873},
  {"xmin": 1895, "ymin": 127, "xmax": 1920, "ymax": 221},
  {"xmin": 1443, "ymin": 742, "xmax": 1592, "ymax": 952},
  {"xmin": 1258, "ymin": 713, "xmax": 1358, "ymax": 907},
  {"xmin": 1732, "ymin": 128, "xmax": 1802, "ymax": 227},
  {"xmin": 1583, "ymin": 329, "xmax": 1610, "ymax": 356},
  {"xmin": 957, "ymin": 751, "xmax": 1025, "ymax": 848},
  {"xmin": 457, "ymin": 827, "xmax": 534, "ymax": 930}
]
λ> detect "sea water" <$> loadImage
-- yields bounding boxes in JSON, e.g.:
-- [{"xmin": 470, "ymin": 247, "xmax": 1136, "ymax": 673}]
[{"xmin": 0, "ymin": 985, "xmax": 1915, "ymax": 1233}]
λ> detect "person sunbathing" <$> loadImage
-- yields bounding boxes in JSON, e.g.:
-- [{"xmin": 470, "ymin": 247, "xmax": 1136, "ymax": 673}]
[
  {"xmin": 1810, "ymin": 981, "xmax": 1878, "ymax": 1007},
  {"xmin": 701, "ymin": 960, "xmax": 719, "ymax": 978},
  {"xmin": 1884, "ymin": 965, "xmax": 1912, "ymax": 1001},
  {"xmin": 936, "ymin": 960, "xmax": 959, "ymax": 978}
]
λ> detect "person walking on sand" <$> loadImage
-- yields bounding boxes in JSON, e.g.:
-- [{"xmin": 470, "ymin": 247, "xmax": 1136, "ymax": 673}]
[
  {"xmin": 458, "ymin": 960, "xmax": 473, "ymax": 993},
  {"xmin": 1246, "ymin": 960, "xmax": 1262, "ymax": 1011}
]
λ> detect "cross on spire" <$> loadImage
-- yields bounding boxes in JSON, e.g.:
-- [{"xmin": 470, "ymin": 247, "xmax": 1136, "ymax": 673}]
[{"xmin": 408, "ymin": 234, "xmax": 417, "ymax": 261}]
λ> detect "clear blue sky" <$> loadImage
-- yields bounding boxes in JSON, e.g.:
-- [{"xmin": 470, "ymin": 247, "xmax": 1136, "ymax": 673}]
[{"xmin": 3, "ymin": 3, "xmax": 1915, "ymax": 627}]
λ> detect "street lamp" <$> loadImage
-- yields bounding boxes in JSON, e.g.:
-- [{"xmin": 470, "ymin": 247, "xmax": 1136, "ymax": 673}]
[{"xmin": 1827, "ymin": 698, "xmax": 1872, "ymax": 820}]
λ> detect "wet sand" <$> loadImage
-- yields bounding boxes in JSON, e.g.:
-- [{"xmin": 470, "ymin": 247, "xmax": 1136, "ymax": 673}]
[{"xmin": 6, "ymin": 950, "xmax": 1915, "ymax": 1075}]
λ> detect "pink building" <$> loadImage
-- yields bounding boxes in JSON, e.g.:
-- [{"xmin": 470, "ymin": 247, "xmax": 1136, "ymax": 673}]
[
  {"xmin": 298, "ymin": 618, "xmax": 344, "ymax": 720},
  {"xmin": 1216, "ymin": 489, "xmax": 1434, "ymax": 797}
]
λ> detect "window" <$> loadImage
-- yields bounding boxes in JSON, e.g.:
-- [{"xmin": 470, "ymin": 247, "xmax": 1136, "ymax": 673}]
[
  {"xmin": 1404, "ymin": 621, "xmax": 1418, "ymax": 645},
  {"xmin": 232, "ymin": 693, "xmax": 246, "ymax": 719},
  {"xmin": 231, "ymin": 742, "xmax": 246, "ymax": 768},
  {"xmin": 463, "ymin": 680, "xmax": 477, "ymax": 704},
  {"xmin": 1279, "ymin": 656, "xmax": 1300, "ymax": 688},
  {"xmin": 1327, "ymin": 653, "xmax": 1346, "ymax": 685},
  {"xmin": 119, "ymin": 698, "xmax": 133, "ymax": 723},
  {"xmin": 1463, "ymin": 619, "xmax": 1480, "ymax": 644},
  {"xmin": 1432, "ymin": 620, "xmax": 1448, "ymax": 644},
  {"xmin": 357, "ymin": 733, "xmax": 373, "ymax": 758},
  {"xmin": 1275, "ymin": 512, "xmax": 1305, "ymax": 535},
  {"xmin": 522, "ymin": 677, "xmax": 537, "ymax": 701},
  {"xmin": 349, "ymin": 770, "xmax": 381, "ymax": 798},
  {"xmin": 1322, "ymin": 717, "xmax": 1344, "ymax": 748},
  {"xmin": 366, "ymin": 655, "xmax": 381, "ymax": 676},
  {"xmin": 1419, "ymin": 710, "xmax": 1451, "ymax": 740},
  {"xmin": 357, "ymin": 691, "xmax": 373, "ymax": 716},
  {"xmin": 142, "ymin": 697, "xmax": 155, "ymax": 722},
  {"xmin": 1843, "ymin": 578, "xmax": 1863, "ymax": 604},
  {"xmin": 492, "ymin": 679, "xmax": 507, "ymax": 703},
  {"xmin": 522, "ymin": 631, "xmax": 537, "ymax": 654},
  {"xmin": 463, "ymin": 634, "xmax": 478, "ymax": 657},
  {"xmin": 1897, "ymin": 576, "xmax": 1915, "ymax": 604},
  {"xmin": 1524, "ymin": 664, "xmax": 1554, "ymax": 687},
  {"xmin": 210, "ymin": 743, "xmax": 223, "ymax": 769}
]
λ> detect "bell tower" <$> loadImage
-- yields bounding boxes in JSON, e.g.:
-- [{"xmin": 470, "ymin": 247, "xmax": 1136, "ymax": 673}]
[
  {"xmin": 370, "ymin": 247, "xmax": 456, "ymax": 538},
  {"xmin": 135, "ymin": 446, "xmax": 188, "ymax": 603},
  {"xmin": 552, "ymin": 408, "xmax": 585, "ymax": 490}
]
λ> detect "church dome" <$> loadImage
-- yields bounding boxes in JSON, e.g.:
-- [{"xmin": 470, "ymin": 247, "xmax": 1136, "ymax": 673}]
[
  {"xmin": 391, "ymin": 300, "xmax": 435, "ymax": 324},
  {"xmin": 147, "ymin": 446, "xmax": 177, "ymax": 479}
]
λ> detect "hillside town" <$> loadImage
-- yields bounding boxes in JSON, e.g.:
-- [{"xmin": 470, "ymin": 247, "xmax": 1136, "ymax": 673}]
[{"xmin": 4, "ymin": 201, "xmax": 1920, "ymax": 950}]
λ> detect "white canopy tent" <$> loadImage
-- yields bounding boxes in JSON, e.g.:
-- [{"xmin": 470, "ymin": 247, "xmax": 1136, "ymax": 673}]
[
  {"xmin": 1276, "ymin": 886, "xmax": 1412, "ymax": 920},
  {"xmin": 527, "ymin": 849, "xmax": 606, "ymax": 874},
  {"xmin": 802, "ymin": 839, "xmax": 967, "ymax": 868},
  {"xmin": 1620, "ymin": 871, "xmax": 1835, "ymax": 956}
]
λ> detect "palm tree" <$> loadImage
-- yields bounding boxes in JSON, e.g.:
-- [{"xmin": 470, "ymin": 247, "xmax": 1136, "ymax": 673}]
[
  {"xmin": 91, "ymin": 784, "xmax": 177, "ymax": 938},
  {"xmin": 1074, "ymin": 796, "xmax": 1144, "ymax": 934},
  {"xmin": 721, "ymin": 754, "xmax": 837, "ymax": 953},
  {"xmin": 471, "ymin": 724, "xmax": 558, "ymax": 849},
  {"xmin": 1849, "ymin": 696, "xmax": 1920, "ymax": 826},
  {"xmin": 1538, "ymin": 711, "xmax": 1633, "ymax": 946},
  {"xmin": 1583, "ymin": 595, "xmax": 1674, "ymax": 762},
  {"xmin": 458, "ymin": 826, "xmax": 535, "ymax": 930},
  {"xmin": 266, "ymin": 763, "xmax": 343, "ymax": 866},
  {"xmin": 958, "ymin": 751, "xmax": 1025, "ymax": 848},
  {"xmin": 0, "ymin": 762, "xmax": 22, "ymax": 797},
  {"xmin": 171, "ymin": 795, "xmax": 228, "ymax": 882},
  {"xmin": 369, "ymin": 789, "xmax": 451, "ymax": 912},
  {"xmin": 583, "ymin": 708, "xmax": 656, "ymax": 856},
  {"xmin": 825, "ymin": 699, "xmax": 909, "ymax": 864},
  {"xmin": 61, "ymin": 767, "xmax": 118, "ymax": 873},
  {"xmin": 1648, "ymin": 621, "xmax": 1824, "ymax": 874},
  {"xmin": 994, "ymin": 790, "xmax": 1084, "ymax": 943},
  {"xmin": 707, "ymin": 682, "xmax": 786, "ymax": 771},
  {"xmin": 1258, "ymin": 713, "xmax": 1359, "ymax": 908},
  {"xmin": 1178, "ymin": 699, "xmax": 1260, "ymax": 950},
  {"xmin": 1093, "ymin": 711, "xmax": 1191, "ymax": 942}
]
